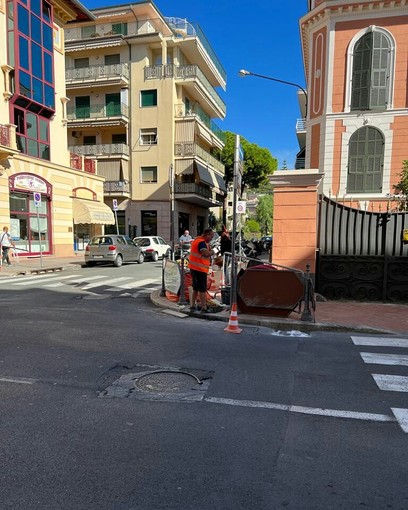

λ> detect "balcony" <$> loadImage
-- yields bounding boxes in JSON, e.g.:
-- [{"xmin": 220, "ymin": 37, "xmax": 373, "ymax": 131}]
[
  {"xmin": 69, "ymin": 143, "xmax": 129, "ymax": 158},
  {"xmin": 65, "ymin": 63, "xmax": 130, "ymax": 88},
  {"xmin": 174, "ymin": 141, "xmax": 225, "ymax": 174},
  {"xmin": 66, "ymin": 103, "xmax": 129, "ymax": 128},
  {"xmin": 0, "ymin": 124, "xmax": 19, "ymax": 158},
  {"xmin": 174, "ymin": 104, "xmax": 225, "ymax": 146},
  {"xmin": 296, "ymin": 118, "xmax": 306, "ymax": 150},
  {"xmin": 145, "ymin": 64, "xmax": 226, "ymax": 118},
  {"xmin": 174, "ymin": 182, "xmax": 224, "ymax": 207},
  {"xmin": 70, "ymin": 153, "xmax": 96, "ymax": 173},
  {"xmin": 104, "ymin": 180, "xmax": 130, "ymax": 197},
  {"xmin": 164, "ymin": 17, "xmax": 226, "ymax": 88}
]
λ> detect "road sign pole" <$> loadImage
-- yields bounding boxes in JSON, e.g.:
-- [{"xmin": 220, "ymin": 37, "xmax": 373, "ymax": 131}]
[
  {"xmin": 112, "ymin": 199, "xmax": 119, "ymax": 235},
  {"xmin": 33, "ymin": 192, "xmax": 44, "ymax": 268}
]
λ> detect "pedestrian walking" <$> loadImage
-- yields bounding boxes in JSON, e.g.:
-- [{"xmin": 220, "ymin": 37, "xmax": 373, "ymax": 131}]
[
  {"xmin": 1, "ymin": 226, "xmax": 15, "ymax": 266},
  {"xmin": 188, "ymin": 228, "xmax": 216, "ymax": 313}
]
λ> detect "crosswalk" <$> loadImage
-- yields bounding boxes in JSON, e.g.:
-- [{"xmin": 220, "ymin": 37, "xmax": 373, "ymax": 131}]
[
  {"xmin": 352, "ymin": 335, "xmax": 408, "ymax": 433},
  {"xmin": 0, "ymin": 272, "xmax": 159, "ymax": 296}
]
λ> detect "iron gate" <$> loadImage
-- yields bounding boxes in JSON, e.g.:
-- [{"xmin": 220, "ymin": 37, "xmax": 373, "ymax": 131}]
[{"xmin": 316, "ymin": 195, "xmax": 408, "ymax": 302}]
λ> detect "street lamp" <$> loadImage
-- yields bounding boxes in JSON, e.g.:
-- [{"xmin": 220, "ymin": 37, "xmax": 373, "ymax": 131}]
[{"xmin": 238, "ymin": 69, "xmax": 307, "ymax": 117}]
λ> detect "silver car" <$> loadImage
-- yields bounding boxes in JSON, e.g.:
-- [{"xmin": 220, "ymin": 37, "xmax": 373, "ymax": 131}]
[{"xmin": 84, "ymin": 235, "xmax": 144, "ymax": 267}]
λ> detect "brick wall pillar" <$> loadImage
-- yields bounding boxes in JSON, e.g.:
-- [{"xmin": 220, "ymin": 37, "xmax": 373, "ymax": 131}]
[{"xmin": 270, "ymin": 170, "xmax": 323, "ymax": 273}]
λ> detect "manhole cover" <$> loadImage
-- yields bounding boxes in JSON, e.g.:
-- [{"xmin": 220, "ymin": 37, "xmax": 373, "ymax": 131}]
[{"xmin": 135, "ymin": 371, "xmax": 201, "ymax": 393}]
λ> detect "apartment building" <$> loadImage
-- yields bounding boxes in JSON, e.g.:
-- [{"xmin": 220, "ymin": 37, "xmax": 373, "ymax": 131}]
[
  {"xmin": 0, "ymin": 0, "xmax": 113, "ymax": 257},
  {"xmin": 64, "ymin": 2, "xmax": 227, "ymax": 244},
  {"xmin": 299, "ymin": 0, "xmax": 408, "ymax": 211}
]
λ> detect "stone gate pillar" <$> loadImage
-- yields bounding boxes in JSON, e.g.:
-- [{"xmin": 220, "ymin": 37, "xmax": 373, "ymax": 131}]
[{"xmin": 269, "ymin": 169, "xmax": 323, "ymax": 273}]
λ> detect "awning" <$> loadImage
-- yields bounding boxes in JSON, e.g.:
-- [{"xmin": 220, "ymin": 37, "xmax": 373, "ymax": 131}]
[
  {"xmin": 213, "ymin": 171, "xmax": 227, "ymax": 192},
  {"xmin": 72, "ymin": 198, "xmax": 115, "ymax": 225},
  {"xmin": 195, "ymin": 161, "xmax": 213, "ymax": 186}
]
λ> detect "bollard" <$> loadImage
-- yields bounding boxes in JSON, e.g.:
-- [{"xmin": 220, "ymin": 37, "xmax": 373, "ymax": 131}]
[
  {"xmin": 160, "ymin": 253, "xmax": 167, "ymax": 297},
  {"xmin": 178, "ymin": 251, "xmax": 188, "ymax": 305},
  {"xmin": 301, "ymin": 264, "xmax": 314, "ymax": 322}
]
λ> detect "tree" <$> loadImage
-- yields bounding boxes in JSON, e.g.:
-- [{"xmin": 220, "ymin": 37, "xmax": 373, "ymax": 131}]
[
  {"xmin": 242, "ymin": 218, "xmax": 260, "ymax": 239},
  {"xmin": 281, "ymin": 160, "xmax": 288, "ymax": 170},
  {"xmin": 221, "ymin": 132, "xmax": 277, "ymax": 194},
  {"xmin": 256, "ymin": 194, "xmax": 273, "ymax": 235},
  {"xmin": 393, "ymin": 160, "xmax": 408, "ymax": 211}
]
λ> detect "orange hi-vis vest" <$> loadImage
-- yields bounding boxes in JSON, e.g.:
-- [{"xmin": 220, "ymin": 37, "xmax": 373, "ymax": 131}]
[{"xmin": 188, "ymin": 236, "xmax": 211, "ymax": 273}]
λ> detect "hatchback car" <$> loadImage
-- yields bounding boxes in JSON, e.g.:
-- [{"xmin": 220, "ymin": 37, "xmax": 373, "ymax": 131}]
[
  {"xmin": 133, "ymin": 236, "xmax": 171, "ymax": 262},
  {"xmin": 84, "ymin": 235, "xmax": 144, "ymax": 267}
]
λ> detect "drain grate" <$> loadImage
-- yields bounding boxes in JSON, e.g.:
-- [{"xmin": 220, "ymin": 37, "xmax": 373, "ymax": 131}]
[{"xmin": 99, "ymin": 365, "xmax": 213, "ymax": 402}]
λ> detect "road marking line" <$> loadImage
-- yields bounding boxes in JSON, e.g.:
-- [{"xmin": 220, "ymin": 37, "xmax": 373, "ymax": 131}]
[
  {"xmin": 13, "ymin": 274, "xmax": 76, "ymax": 285},
  {"xmin": 360, "ymin": 352, "xmax": 408, "ymax": 366},
  {"xmin": 205, "ymin": 397, "xmax": 394, "ymax": 423},
  {"xmin": 372, "ymin": 374, "xmax": 408, "ymax": 393},
  {"xmin": 351, "ymin": 336, "xmax": 408, "ymax": 348},
  {"xmin": 391, "ymin": 408, "xmax": 408, "ymax": 433},
  {"xmin": 0, "ymin": 376, "xmax": 36, "ymax": 385},
  {"xmin": 81, "ymin": 277, "xmax": 130, "ymax": 290},
  {"xmin": 106, "ymin": 278, "xmax": 157, "ymax": 290}
]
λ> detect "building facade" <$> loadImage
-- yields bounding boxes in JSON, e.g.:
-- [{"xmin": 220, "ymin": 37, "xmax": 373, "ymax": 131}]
[
  {"xmin": 64, "ymin": 2, "xmax": 227, "ymax": 244},
  {"xmin": 300, "ymin": 0, "xmax": 408, "ymax": 212},
  {"xmin": 0, "ymin": 0, "xmax": 113, "ymax": 257}
]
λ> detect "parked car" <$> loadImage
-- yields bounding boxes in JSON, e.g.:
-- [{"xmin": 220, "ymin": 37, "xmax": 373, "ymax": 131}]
[
  {"xmin": 84, "ymin": 235, "xmax": 144, "ymax": 267},
  {"xmin": 133, "ymin": 236, "xmax": 172, "ymax": 262}
]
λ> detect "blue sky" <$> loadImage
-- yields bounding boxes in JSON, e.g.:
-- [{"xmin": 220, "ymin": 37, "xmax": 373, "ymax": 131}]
[{"xmin": 85, "ymin": 0, "xmax": 308, "ymax": 168}]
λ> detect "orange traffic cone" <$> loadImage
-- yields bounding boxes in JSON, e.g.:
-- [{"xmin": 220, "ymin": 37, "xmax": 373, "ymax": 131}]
[{"xmin": 224, "ymin": 302, "xmax": 242, "ymax": 334}]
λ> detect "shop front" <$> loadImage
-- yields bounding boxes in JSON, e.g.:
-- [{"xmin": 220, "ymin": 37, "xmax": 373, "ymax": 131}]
[{"xmin": 72, "ymin": 195, "xmax": 115, "ymax": 250}]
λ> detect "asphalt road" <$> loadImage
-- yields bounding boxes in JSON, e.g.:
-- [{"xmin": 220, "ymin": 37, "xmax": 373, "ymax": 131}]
[{"xmin": 0, "ymin": 263, "xmax": 407, "ymax": 509}]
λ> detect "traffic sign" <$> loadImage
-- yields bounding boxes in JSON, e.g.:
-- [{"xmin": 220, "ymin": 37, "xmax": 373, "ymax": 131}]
[
  {"xmin": 112, "ymin": 199, "xmax": 118, "ymax": 211},
  {"xmin": 236, "ymin": 201, "xmax": 246, "ymax": 214},
  {"xmin": 34, "ymin": 192, "xmax": 41, "ymax": 208}
]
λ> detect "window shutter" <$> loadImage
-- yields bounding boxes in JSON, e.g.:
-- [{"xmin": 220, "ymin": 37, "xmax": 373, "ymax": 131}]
[
  {"xmin": 351, "ymin": 33, "xmax": 372, "ymax": 110},
  {"xmin": 369, "ymin": 32, "xmax": 390, "ymax": 109}
]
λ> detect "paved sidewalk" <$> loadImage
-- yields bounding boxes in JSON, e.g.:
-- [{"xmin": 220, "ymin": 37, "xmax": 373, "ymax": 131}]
[{"xmin": 1, "ymin": 254, "xmax": 406, "ymax": 335}]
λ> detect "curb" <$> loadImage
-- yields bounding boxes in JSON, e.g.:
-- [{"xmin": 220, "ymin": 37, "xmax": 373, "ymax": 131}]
[{"xmin": 149, "ymin": 290, "xmax": 396, "ymax": 336}]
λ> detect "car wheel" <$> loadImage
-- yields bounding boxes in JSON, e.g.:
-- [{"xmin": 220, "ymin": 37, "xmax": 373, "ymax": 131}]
[
  {"xmin": 151, "ymin": 251, "xmax": 159, "ymax": 262},
  {"xmin": 113, "ymin": 254, "xmax": 123, "ymax": 267},
  {"xmin": 137, "ymin": 252, "xmax": 144, "ymax": 264}
]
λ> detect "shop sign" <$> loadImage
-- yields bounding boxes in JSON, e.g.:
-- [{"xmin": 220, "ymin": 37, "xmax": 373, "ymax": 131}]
[{"xmin": 13, "ymin": 174, "xmax": 48, "ymax": 193}]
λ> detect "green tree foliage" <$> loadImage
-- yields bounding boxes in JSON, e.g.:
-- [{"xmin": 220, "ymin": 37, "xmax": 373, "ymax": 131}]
[
  {"xmin": 242, "ymin": 218, "xmax": 260, "ymax": 239},
  {"xmin": 394, "ymin": 160, "xmax": 408, "ymax": 210},
  {"xmin": 256, "ymin": 194, "xmax": 273, "ymax": 235},
  {"xmin": 221, "ymin": 132, "xmax": 277, "ymax": 194}
]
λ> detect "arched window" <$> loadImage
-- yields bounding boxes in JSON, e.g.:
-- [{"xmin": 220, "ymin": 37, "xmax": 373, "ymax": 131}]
[
  {"xmin": 347, "ymin": 127, "xmax": 384, "ymax": 193},
  {"xmin": 351, "ymin": 29, "xmax": 392, "ymax": 111}
]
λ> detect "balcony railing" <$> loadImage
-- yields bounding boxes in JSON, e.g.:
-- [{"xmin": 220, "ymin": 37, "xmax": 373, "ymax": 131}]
[
  {"xmin": 174, "ymin": 104, "xmax": 225, "ymax": 144},
  {"xmin": 164, "ymin": 17, "xmax": 226, "ymax": 83},
  {"xmin": 67, "ymin": 103, "xmax": 129, "ymax": 121},
  {"xmin": 65, "ymin": 63, "xmax": 130, "ymax": 83},
  {"xmin": 69, "ymin": 143, "xmax": 129, "ymax": 157},
  {"xmin": 174, "ymin": 141, "xmax": 225, "ymax": 174},
  {"xmin": 70, "ymin": 153, "xmax": 96, "ymax": 173},
  {"xmin": 296, "ymin": 118, "xmax": 306, "ymax": 132},
  {"xmin": 104, "ymin": 180, "xmax": 130, "ymax": 194},
  {"xmin": 145, "ymin": 64, "xmax": 226, "ymax": 116},
  {"xmin": 174, "ymin": 182, "xmax": 212, "ymax": 199},
  {"xmin": 0, "ymin": 124, "xmax": 10, "ymax": 147}
]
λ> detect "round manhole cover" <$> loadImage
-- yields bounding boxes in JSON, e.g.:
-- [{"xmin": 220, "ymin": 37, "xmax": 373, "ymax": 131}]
[{"xmin": 134, "ymin": 371, "xmax": 201, "ymax": 394}]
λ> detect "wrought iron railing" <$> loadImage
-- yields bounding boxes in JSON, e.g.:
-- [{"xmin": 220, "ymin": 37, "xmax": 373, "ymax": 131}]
[
  {"xmin": 296, "ymin": 118, "xmax": 306, "ymax": 131},
  {"xmin": 174, "ymin": 141, "xmax": 225, "ymax": 173},
  {"xmin": 0, "ymin": 124, "xmax": 10, "ymax": 147},
  {"xmin": 104, "ymin": 181, "xmax": 130, "ymax": 194},
  {"xmin": 67, "ymin": 103, "xmax": 129, "ymax": 120},
  {"xmin": 145, "ymin": 63, "xmax": 226, "ymax": 116},
  {"xmin": 69, "ymin": 143, "xmax": 129, "ymax": 157},
  {"xmin": 65, "ymin": 63, "xmax": 130, "ymax": 82}
]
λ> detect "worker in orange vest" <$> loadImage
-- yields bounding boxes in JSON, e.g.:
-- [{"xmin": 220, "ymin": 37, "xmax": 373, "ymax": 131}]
[{"xmin": 188, "ymin": 228, "xmax": 215, "ymax": 313}]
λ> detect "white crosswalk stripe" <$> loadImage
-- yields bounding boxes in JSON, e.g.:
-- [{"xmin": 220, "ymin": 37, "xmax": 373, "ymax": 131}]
[
  {"xmin": 352, "ymin": 335, "xmax": 408, "ymax": 433},
  {"xmin": 0, "ymin": 273, "xmax": 160, "ymax": 295}
]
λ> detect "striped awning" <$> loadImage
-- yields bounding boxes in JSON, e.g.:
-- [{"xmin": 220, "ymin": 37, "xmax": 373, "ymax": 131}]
[{"xmin": 72, "ymin": 198, "xmax": 115, "ymax": 225}]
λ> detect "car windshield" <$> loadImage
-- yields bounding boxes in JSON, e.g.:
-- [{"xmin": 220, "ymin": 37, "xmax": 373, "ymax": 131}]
[
  {"xmin": 134, "ymin": 238, "xmax": 150, "ymax": 247},
  {"xmin": 90, "ymin": 237, "xmax": 112, "ymax": 246}
]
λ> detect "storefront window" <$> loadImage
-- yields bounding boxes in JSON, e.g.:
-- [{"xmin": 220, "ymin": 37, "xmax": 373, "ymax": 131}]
[{"xmin": 141, "ymin": 210, "xmax": 157, "ymax": 236}]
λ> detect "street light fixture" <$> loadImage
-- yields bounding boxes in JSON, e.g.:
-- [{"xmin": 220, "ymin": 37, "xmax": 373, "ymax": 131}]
[{"xmin": 238, "ymin": 69, "xmax": 307, "ymax": 117}]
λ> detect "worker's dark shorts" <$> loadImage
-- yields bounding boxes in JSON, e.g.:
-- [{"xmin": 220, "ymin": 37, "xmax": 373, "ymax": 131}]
[{"xmin": 190, "ymin": 269, "xmax": 207, "ymax": 293}]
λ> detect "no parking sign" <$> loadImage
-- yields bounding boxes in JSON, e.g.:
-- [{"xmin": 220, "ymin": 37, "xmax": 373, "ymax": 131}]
[
  {"xmin": 236, "ymin": 201, "xmax": 246, "ymax": 214},
  {"xmin": 34, "ymin": 192, "xmax": 41, "ymax": 207}
]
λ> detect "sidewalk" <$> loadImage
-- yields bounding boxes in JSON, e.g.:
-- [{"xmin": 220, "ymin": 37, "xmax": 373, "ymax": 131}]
[{"xmin": 1, "ymin": 254, "xmax": 406, "ymax": 336}]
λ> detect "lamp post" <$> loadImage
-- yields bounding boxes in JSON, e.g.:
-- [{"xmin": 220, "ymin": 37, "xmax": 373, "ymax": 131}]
[
  {"xmin": 169, "ymin": 163, "xmax": 175, "ymax": 258},
  {"xmin": 238, "ymin": 69, "xmax": 307, "ymax": 117}
]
